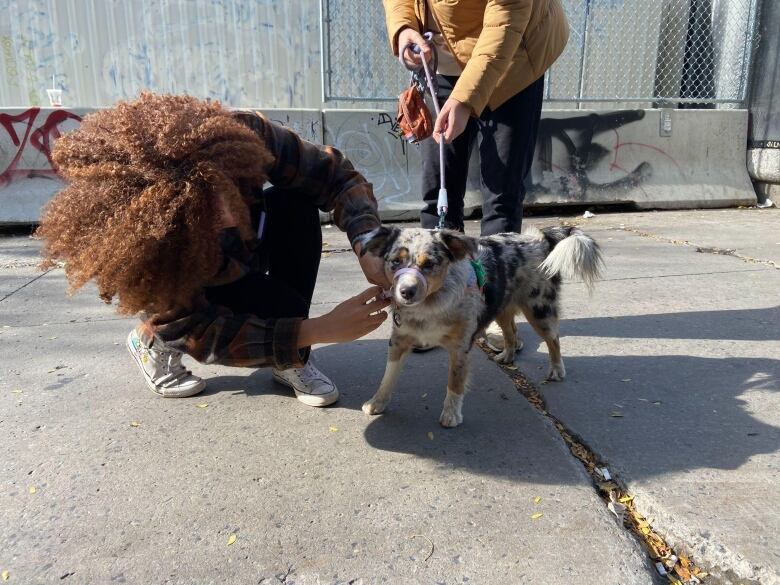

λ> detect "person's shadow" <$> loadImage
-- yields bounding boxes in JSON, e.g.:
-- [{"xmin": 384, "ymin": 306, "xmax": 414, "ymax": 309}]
[{"xmin": 200, "ymin": 306, "xmax": 779, "ymax": 485}]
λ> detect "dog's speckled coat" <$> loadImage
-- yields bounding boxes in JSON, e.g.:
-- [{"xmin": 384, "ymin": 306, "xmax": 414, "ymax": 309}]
[{"xmin": 360, "ymin": 226, "xmax": 604, "ymax": 427}]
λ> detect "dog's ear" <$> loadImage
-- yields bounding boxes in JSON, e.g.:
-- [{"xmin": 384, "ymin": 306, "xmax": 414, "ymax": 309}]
[
  {"xmin": 358, "ymin": 226, "xmax": 400, "ymax": 257},
  {"xmin": 439, "ymin": 229, "xmax": 478, "ymax": 260}
]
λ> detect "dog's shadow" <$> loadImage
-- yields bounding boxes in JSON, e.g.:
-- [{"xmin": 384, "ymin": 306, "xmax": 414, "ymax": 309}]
[{"xmin": 199, "ymin": 305, "xmax": 780, "ymax": 485}]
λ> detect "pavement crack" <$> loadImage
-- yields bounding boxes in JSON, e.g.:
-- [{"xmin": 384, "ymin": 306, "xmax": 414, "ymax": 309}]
[
  {"xmin": 478, "ymin": 340, "xmax": 711, "ymax": 584},
  {"xmin": 0, "ymin": 268, "xmax": 54, "ymax": 303},
  {"xmin": 611, "ymin": 226, "xmax": 779, "ymax": 270}
]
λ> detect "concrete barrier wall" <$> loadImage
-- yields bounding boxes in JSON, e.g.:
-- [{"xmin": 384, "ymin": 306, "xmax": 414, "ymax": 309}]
[
  {"xmin": 0, "ymin": 107, "xmax": 322, "ymax": 224},
  {"xmin": 323, "ymin": 108, "xmax": 756, "ymax": 219},
  {"xmin": 1, "ymin": 107, "xmax": 756, "ymax": 224}
]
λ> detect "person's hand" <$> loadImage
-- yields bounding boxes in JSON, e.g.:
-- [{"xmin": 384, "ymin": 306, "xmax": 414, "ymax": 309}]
[
  {"xmin": 398, "ymin": 27, "xmax": 432, "ymax": 69},
  {"xmin": 298, "ymin": 286, "xmax": 390, "ymax": 347},
  {"xmin": 434, "ymin": 98, "xmax": 471, "ymax": 143},
  {"xmin": 353, "ymin": 241, "xmax": 391, "ymax": 288}
]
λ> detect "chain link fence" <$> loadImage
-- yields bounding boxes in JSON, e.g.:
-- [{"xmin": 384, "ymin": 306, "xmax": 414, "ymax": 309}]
[{"xmin": 321, "ymin": 0, "xmax": 760, "ymax": 106}]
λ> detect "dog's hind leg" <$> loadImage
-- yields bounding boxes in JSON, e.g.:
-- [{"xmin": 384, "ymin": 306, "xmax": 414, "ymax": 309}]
[
  {"xmin": 493, "ymin": 307, "xmax": 519, "ymax": 365},
  {"xmin": 362, "ymin": 336, "xmax": 413, "ymax": 415},
  {"xmin": 520, "ymin": 302, "xmax": 565, "ymax": 381},
  {"xmin": 440, "ymin": 347, "xmax": 470, "ymax": 428}
]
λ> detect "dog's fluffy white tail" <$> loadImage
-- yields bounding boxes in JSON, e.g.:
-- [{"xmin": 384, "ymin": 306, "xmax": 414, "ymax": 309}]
[{"xmin": 538, "ymin": 227, "xmax": 604, "ymax": 290}]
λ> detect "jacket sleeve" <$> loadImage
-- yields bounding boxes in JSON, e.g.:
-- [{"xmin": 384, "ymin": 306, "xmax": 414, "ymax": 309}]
[
  {"xmin": 140, "ymin": 302, "xmax": 308, "ymax": 370},
  {"xmin": 450, "ymin": 0, "xmax": 534, "ymax": 116},
  {"xmin": 382, "ymin": 0, "xmax": 420, "ymax": 54},
  {"xmin": 234, "ymin": 111, "xmax": 381, "ymax": 244}
]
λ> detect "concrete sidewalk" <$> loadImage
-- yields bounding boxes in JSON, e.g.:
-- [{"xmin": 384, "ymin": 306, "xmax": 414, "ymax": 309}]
[{"xmin": 0, "ymin": 208, "xmax": 777, "ymax": 584}]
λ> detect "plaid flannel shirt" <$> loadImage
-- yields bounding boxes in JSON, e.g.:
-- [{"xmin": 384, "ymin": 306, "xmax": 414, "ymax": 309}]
[{"xmin": 138, "ymin": 111, "xmax": 380, "ymax": 370}]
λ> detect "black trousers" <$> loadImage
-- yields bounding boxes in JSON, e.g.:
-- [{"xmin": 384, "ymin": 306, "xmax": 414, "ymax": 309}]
[
  {"xmin": 205, "ymin": 187, "xmax": 321, "ymax": 320},
  {"xmin": 420, "ymin": 75, "xmax": 545, "ymax": 236}
]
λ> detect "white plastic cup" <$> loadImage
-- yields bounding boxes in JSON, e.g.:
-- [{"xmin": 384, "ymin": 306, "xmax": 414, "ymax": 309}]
[{"xmin": 46, "ymin": 88, "xmax": 63, "ymax": 107}]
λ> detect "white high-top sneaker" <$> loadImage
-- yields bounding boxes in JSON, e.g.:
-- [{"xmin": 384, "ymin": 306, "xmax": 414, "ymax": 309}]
[
  {"xmin": 483, "ymin": 320, "xmax": 524, "ymax": 353},
  {"xmin": 272, "ymin": 358, "xmax": 339, "ymax": 407},
  {"xmin": 126, "ymin": 329, "xmax": 206, "ymax": 398}
]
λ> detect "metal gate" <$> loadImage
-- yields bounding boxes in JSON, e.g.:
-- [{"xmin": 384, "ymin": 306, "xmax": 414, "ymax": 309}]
[{"xmin": 321, "ymin": 0, "xmax": 761, "ymax": 106}]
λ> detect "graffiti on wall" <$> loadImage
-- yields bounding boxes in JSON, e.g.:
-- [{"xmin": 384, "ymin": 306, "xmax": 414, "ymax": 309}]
[
  {"xmin": 528, "ymin": 110, "xmax": 681, "ymax": 200},
  {"xmin": 325, "ymin": 112, "xmax": 418, "ymax": 211},
  {"xmin": 0, "ymin": 108, "xmax": 82, "ymax": 188}
]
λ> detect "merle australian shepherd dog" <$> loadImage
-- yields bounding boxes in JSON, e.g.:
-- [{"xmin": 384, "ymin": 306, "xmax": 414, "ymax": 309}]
[{"xmin": 359, "ymin": 226, "xmax": 604, "ymax": 428}]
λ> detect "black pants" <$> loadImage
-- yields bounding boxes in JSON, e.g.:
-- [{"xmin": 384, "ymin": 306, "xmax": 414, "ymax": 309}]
[
  {"xmin": 205, "ymin": 187, "xmax": 322, "ymax": 320},
  {"xmin": 420, "ymin": 75, "xmax": 545, "ymax": 236}
]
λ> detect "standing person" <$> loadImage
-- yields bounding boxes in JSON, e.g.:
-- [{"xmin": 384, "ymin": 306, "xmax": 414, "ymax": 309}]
[
  {"xmin": 37, "ymin": 92, "xmax": 390, "ymax": 406},
  {"xmin": 382, "ymin": 0, "xmax": 569, "ymax": 348}
]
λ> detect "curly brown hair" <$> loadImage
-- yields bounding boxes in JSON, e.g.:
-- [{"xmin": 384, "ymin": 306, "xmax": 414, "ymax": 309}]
[{"xmin": 37, "ymin": 92, "xmax": 272, "ymax": 315}]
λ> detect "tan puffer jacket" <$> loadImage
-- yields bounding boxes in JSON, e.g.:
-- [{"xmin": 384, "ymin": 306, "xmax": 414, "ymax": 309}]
[{"xmin": 382, "ymin": 0, "xmax": 569, "ymax": 115}]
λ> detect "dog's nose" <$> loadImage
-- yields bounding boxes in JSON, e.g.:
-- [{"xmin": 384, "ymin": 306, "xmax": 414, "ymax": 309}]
[{"xmin": 399, "ymin": 285, "xmax": 416, "ymax": 300}]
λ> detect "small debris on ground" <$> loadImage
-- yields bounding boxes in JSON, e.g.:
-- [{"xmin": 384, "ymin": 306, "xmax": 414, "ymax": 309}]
[
  {"xmin": 607, "ymin": 491, "xmax": 627, "ymax": 524},
  {"xmin": 196, "ymin": 403, "xmax": 209, "ymax": 409},
  {"xmin": 227, "ymin": 533, "xmax": 237, "ymax": 546},
  {"xmin": 582, "ymin": 210, "xmax": 596, "ymax": 218},
  {"xmin": 28, "ymin": 486, "xmax": 37, "ymax": 494},
  {"xmin": 329, "ymin": 426, "xmax": 338, "ymax": 432},
  {"xmin": 531, "ymin": 512, "xmax": 543, "ymax": 520},
  {"xmin": 409, "ymin": 534, "xmax": 434, "ymax": 561},
  {"xmin": 130, "ymin": 421, "xmax": 141, "ymax": 428},
  {"xmin": 534, "ymin": 496, "xmax": 542, "ymax": 504},
  {"xmin": 427, "ymin": 432, "xmax": 434, "ymax": 441}
]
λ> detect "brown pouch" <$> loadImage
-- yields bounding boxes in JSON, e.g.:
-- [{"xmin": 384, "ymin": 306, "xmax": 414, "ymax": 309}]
[{"xmin": 397, "ymin": 86, "xmax": 433, "ymax": 144}]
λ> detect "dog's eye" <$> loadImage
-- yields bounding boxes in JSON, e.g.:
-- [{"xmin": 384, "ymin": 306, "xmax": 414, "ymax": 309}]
[{"xmin": 418, "ymin": 260, "xmax": 432, "ymax": 271}]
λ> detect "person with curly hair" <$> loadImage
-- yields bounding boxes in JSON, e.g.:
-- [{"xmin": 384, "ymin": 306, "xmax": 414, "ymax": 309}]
[{"xmin": 37, "ymin": 92, "xmax": 390, "ymax": 406}]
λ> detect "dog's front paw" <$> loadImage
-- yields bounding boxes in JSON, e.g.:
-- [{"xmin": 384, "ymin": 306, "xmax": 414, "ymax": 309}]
[
  {"xmin": 494, "ymin": 349, "xmax": 515, "ymax": 365},
  {"xmin": 362, "ymin": 398, "xmax": 388, "ymax": 415},
  {"xmin": 439, "ymin": 408, "xmax": 463, "ymax": 428},
  {"xmin": 546, "ymin": 363, "xmax": 566, "ymax": 381}
]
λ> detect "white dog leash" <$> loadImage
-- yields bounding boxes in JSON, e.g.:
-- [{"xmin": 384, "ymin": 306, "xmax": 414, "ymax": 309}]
[{"xmin": 398, "ymin": 33, "xmax": 448, "ymax": 229}]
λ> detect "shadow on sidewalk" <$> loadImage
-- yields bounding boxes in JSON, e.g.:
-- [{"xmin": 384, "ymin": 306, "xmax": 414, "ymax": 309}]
[{"xmin": 201, "ymin": 301, "xmax": 779, "ymax": 483}]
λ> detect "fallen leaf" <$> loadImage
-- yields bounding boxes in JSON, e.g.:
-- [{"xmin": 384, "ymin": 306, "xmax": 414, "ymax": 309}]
[
  {"xmin": 329, "ymin": 426, "xmax": 338, "ymax": 432},
  {"xmin": 1, "ymin": 569, "xmax": 8, "ymax": 581},
  {"xmin": 28, "ymin": 486, "xmax": 37, "ymax": 494},
  {"xmin": 607, "ymin": 492, "xmax": 627, "ymax": 524},
  {"xmin": 534, "ymin": 496, "xmax": 542, "ymax": 504},
  {"xmin": 227, "ymin": 533, "xmax": 237, "ymax": 546},
  {"xmin": 610, "ymin": 411, "xmax": 624, "ymax": 418},
  {"xmin": 130, "ymin": 421, "xmax": 141, "ymax": 428},
  {"xmin": 196, "ymin": 403, "xmax": 209, "ymax": 409},
  {"xmin": 427, "ymin": 432, "xmax": 434, "ymax": 441},
  {"xmin": 531, "ymin": 512, "xmax": 543, "ymax": 520}
]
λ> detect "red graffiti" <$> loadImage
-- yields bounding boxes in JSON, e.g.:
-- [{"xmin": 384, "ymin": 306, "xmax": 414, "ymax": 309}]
[{"xmin": 0, "ymin": 107, "xmax": 82, "ymax": 188}]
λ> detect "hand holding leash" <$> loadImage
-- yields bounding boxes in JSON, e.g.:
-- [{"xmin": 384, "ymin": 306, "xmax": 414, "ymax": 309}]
[{"xmin": 398, "ymin": 28, "xmax": 433, "ymax": 69}]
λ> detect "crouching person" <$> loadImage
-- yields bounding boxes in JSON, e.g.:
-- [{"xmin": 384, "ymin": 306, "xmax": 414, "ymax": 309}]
[{"xmin": 38, "ymin": 92, "xmax": 390, "ymax": 406}]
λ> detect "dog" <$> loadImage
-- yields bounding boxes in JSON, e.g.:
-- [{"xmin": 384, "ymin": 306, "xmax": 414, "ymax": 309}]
[{"xmin": 359, "ymin": 225, "xmax": 604, "ymax": 428}]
